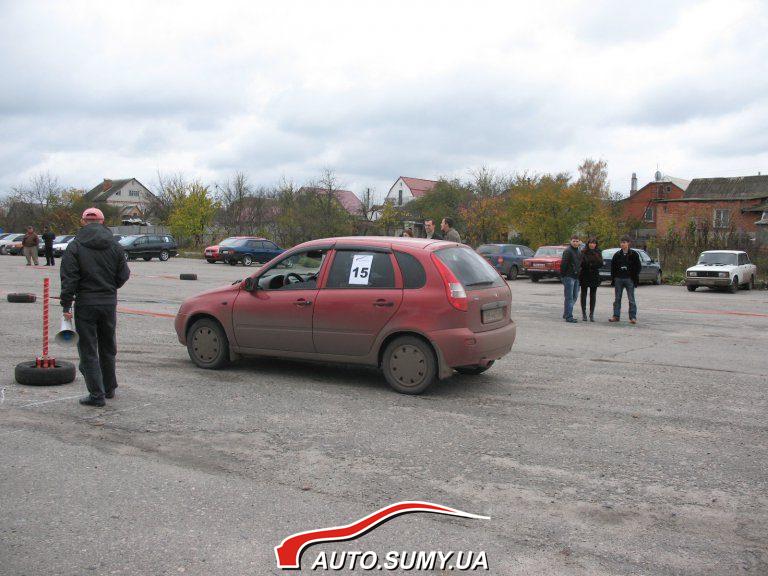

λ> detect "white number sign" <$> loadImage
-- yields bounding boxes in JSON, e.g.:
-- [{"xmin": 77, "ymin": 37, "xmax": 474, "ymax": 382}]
[{"xmin": 349, "ymin": 254, "xmax": 373, "ymax": 285}]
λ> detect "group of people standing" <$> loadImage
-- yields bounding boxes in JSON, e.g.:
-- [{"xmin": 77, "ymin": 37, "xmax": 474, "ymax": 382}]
[
  {"xmin": 560, "ymin": 234, "xmax": 641, "ymax": 324},
  {"xmin": 19, "ymin": 225, "xmax": 57, "ymax": 266}
]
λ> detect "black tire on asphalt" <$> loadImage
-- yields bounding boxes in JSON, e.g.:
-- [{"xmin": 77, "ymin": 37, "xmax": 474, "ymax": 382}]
[
  {"xmin": 508, "ymin": 266, "xmax": 518, "ymax": 281},
  {"xmin": 159, "ymin": 250, "xmax": 170, "ymax": 262},
  {"xmin": 206, "ymin": 259, "xmax": 216, "ymax": 264},
  {"xmin": 15, "ymin": 360, "xmax": 76, "ymax": 386},
  {"xmin": 455, "ymin": 360, "xmax": 495, "ymax": 375},
  {"xmin": 242, "ymin": 255, "xmax": 253, "ymax": 267},
  {"xmin": 187, "ymin": 318, "xmax": 231, "ymax": 369},
  {"xmin": 729, "ymin": 276, "xmax": 739, "ymax": 293},
  {"xmin": 687, "ymin": 285, "xmax": 697, "ymax": 292},
  {"xmin": 143, "ymin": 256, "xmax": 152, "ymax": 261},
  {"xmin": 530, "ymin": 275, "xmax": 540, "ymax": 282},
  {"xmin": 381, "ymin": 335, "xmax": 437, "ymax": 395},
  {"xmin": 228, "ymin": 259, "xmax": 238, "ymax": 266},
  {"xmin": 7, "ymin": 293, "xmax": 37, "ymax": 303},
  {"xmin": 180, "ymin": 273, "xmax": 198, "ymax": 280}
]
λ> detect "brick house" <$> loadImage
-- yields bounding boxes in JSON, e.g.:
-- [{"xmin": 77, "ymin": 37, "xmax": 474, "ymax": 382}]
[
  {"xmin": 654, "ymin": 175, "xmax": 768, "ymax": 238},
  {"xmin": 84, "ymin": 178, "xmax": 155, "ymax": 221},
  {"xmin": 296, "ymin": 187, "xmax": 364, "ymax": 216},
  {"xmin": 617, "ymin": 172, "xmax": 690, "ymax": 240}
]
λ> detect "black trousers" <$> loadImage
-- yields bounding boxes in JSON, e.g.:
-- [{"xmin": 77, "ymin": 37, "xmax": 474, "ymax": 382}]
[
  {"xmin": 74, "ymin": 305, "xmax": 118, "ymax": 400},
  {"xmin": 580, "ymin": 284, "xmax": 597, "ymax": 316},
  {"xmin": 44, "ymin": 246, "xmax": 54, "ymax": 266}
]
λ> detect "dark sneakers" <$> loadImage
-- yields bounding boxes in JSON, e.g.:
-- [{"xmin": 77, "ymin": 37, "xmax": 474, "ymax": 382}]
[
  {"xmin": 105, "ymin": 389, "xmax": 115, "ymax": 399},
  {"xmin": 566, "ymin": 317, "xmax": 578, "ymax": 323},
  {"xmin": 79, "ymin": 396, "xmax": 105, "ymax": 407}
]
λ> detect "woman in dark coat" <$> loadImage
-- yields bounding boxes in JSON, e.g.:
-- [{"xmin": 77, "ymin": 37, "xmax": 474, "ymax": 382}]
[{"xmin": 579, "ymin": 237, "xmax": 602, "ymax": 321}]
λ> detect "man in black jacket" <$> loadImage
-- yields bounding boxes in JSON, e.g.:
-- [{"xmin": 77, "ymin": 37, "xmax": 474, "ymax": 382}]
[
  {"xmin": 42, "ymin": 225, "xmax": 56, "ymax": 266},
  {"xmin": 60, "ymin": 208, "xmax": 130, "ymax": 407},
  {"xmin": 560, "ymin": 235, "xmax": 583, "ymax": 323},
  {"xmin": 609, "ymin": 236, "xmax": 641, "ymax": 324}
]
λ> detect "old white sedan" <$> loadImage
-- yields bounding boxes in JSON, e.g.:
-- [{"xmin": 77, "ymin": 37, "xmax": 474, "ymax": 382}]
[{"xmin": 685, "ymin": 250, "xmax": 758, "ymax": 293}]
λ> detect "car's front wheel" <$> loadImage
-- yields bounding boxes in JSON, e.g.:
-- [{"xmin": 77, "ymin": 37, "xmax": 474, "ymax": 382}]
[
  {"xmin": 159, "ymin": 250, "xmax": 170, "ymax": 262},
  {"xmin": 729, "ymin": 276, "xmax": 739, "ymax": 293},
  {"xmin": 382, "ymin": 336, "xmax": 437, "ymax": 394},
  {"xmin": 187, "ymin": 318, "xmax": 230, "ymax": 369},
  {"xmin": 687, "ymin": 285, "xmax": 697, "ymax": 292},
  {"xmin": 530, "ymin": 275, "xmax": 539, "ymax": 282},
  {"xmin": 508, "ymin": 266, "xmax": 518, "ymax": 281},
  {"xmin": 242, "ymin": 254, "xmax": 253, "ymax": 267}
]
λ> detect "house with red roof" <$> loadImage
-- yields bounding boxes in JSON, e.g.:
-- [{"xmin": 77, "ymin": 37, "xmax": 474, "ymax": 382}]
[
  {"xmin": 385, "ymin": 176, "xmax": 438, "ymax": 206},
  {"xmin": 297, "ymin": 187, "xmax": 364, "ymax": 216}
]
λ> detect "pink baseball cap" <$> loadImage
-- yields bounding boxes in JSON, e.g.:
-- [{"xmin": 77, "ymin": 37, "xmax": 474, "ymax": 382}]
[{"xmin": 82, "ymin": 207, "xmax": 105, "ymax": 221}]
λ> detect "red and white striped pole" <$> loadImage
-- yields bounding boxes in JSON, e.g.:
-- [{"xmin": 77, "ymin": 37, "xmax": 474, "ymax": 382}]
[{"xmin": 42, "ymin": 277, "xmax": 50, "ymax": 368}]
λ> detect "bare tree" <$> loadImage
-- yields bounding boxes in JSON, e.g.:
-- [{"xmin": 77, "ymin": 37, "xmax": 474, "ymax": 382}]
[
  {"xmin": 147, "ymin": 171, "xmax": 188, "ymax": 224},
  {"xmin": 215, "ymin": 171, "xmax": 252, "ymax": 235},
  {"xmin": 10, "ymin": 172, "xmax": 65, "ymax": 209},
  {"xmin": 577, "ymin": 158, "xmax": 611, "ymax": 200}
]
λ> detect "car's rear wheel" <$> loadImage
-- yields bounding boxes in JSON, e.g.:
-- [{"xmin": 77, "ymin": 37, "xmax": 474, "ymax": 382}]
[
  {"xmin": 187, "ymin": 318, "xmax": 230, "ymax": 369},
  {"xmin": 455, "ymin": 361, "xmax": 495, "ymax": 375},
  {"xmin": 159, "ymin": 250, "xmax": 170, "ymax": 262},
  {"xmin": 508, "ymin": 266, "xmax": 518, "ymax": 281},
  {"xmin": 382, "ymin": 336, "xmax": 437, "ymax": 395},
  {"xmin": 747, "ymin": 275, "xmax": 754, "ymax": 290},
  {"xmin": 729, "ymin": 276, "xmax": 739, "ymax": 293},
  {"xmin": 206, "ymin": 259, "xmax": 216, "ymax": 264},
  {"xmin": 530, "ymin": 275, "xmax": 539, "ymax": 282},
  {"xmin": 242, "ymin": 254, "xmax": 253, "ymax": 267},
  {"xmin": 654, "ymin": 271, "xmax": 662, "ymax": 285},
  {"xmin": 687, "ymin": 285, "xmax": 697, "ymax": 292}
]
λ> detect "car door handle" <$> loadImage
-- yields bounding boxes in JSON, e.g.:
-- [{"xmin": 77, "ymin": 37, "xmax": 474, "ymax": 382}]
[
  {"xmin": 294, "ymin": 299, "xmax": 312, "ymax": 307},
  {"xmin": 373, "ymin": 299, "xmax": 394, "ymax": 307}
]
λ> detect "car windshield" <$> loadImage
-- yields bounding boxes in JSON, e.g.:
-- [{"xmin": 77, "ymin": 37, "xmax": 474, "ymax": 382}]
[
  {"xmin": 53, "ymin": 235, "xmax": 72, "ymax": 243},
  {"xmin": 698, "ymin": 252, "xmax": 737, "ymax": 265},
  {"xmin": 119, "ymin": 235, "xmax": 139, "ymax": 246},
  {"xmin": 476, "ymin": 245, "xmax": 501, "ymax": 255},
  {"xmin": 434, "ymin": 246, "xmax": 505, "ymax": 290},
  {"xmin": 219, "ymin": 237, "xmax": 247, "ymax": 247},
  {"xmin": 534, "ymin": 247, "xmax": 564, "ymax": 257}
]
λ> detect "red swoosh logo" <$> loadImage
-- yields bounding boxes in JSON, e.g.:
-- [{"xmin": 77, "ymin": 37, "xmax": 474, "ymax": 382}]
[{"xmin": 274, "ymin": 501, "xmax": 490, "ymax": 569}]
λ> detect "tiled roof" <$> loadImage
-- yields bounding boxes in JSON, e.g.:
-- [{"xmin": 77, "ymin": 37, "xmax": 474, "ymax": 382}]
[
  {"xmin": 84, "ymin": 178, "xmax": 133, "ymax": 202},
  {"xmin": 683, "ymin": 175, "xmax": 768, "ymax": 200},
  {"xmin": 299, "ymin": 187, "xmax": 363, "ymax": 215},
  {"xmin": 401, "ymin": 176, "xmax": 438, "ymax": 198}
]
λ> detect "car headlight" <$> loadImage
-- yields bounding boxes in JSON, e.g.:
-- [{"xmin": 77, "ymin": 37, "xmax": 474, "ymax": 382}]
[
  {"xmin": 719, "ymin": 272, "xmax": 728, "ymax": 278},
  {"xmin": 688, "ymin": 271, "xmax": 697, "ymax": 277}
]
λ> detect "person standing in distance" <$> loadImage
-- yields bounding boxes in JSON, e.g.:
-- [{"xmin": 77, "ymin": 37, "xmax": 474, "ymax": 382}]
[
  {"xmin": 441, "ymin": 217, "xmax": 461, "ymax": 242},
  {"xmin": 60, "ymin": 208, "xmax": 130, "ymax": 407},
  {"xmin": 21, "ymin": 226, "xmax": 40, "ymax": 266},
  {"xmin": 424, "ymin": 219, "xmax": 442, "ymax": 240},
  {"xmin": 560, "ymin": 235, "xmax": 583, "ymax": 323},
  {"xmin": 42, "ymin": 225, "xmax": 56, "ymax": 266},
  {"xmin": 609, "ymin": 236, "xmax": 641, "ymax": 324},
  {"xmin": 579, "ymin": 237, "xmax": 602, "ymax": 322}
]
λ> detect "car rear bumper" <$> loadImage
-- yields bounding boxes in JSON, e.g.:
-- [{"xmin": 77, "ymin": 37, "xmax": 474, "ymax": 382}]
[
  {"xmin": 686, "ymin": 278, "xmax": 731, "ymax": 287},
  {"xmin": 527, "ymin": 269, "xmax": 559, "ymax": 278},
  {"xmin": 429, "ymin": 320, "xmax": 516, "ymax": 373}
]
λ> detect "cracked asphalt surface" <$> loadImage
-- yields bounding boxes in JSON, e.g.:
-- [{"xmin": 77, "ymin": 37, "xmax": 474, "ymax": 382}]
[{"xmin": 1, "ymin": 255, "xmax": 766, "ymax": 575}]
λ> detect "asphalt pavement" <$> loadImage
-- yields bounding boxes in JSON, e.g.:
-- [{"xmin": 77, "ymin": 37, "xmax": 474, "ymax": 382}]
[{"xmin": 1, "ymin": 254, "xmax": 766, "ymax": 575}]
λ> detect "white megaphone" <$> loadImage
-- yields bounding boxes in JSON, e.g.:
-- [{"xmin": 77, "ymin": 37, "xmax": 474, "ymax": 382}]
[{"xmin": 55, "ymin": 317, "xmax": 78, "ymax": 346}]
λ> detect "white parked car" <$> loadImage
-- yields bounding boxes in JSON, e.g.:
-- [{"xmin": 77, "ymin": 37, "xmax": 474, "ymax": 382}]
[
  {"xmin": 51, "ymin": 235, "xmax": 75, "ymax": 256},
  {"xmin": 686, "ymin": 250, "xmax": 758, "ymax": 293},
  {"xmin": 0, "ymin": 233, "xmax": 24, "ymax": 255}
]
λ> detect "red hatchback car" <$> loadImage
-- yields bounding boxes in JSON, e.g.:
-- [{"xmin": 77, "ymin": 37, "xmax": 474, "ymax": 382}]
[{"xmin": 175, "ymin": 237, "xmax": 516, "ymax": 394}]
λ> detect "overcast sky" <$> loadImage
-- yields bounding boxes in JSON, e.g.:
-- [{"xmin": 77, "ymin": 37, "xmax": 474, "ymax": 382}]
[{"xmin": 1, "ymin": 0, "xmax": 766, "ymax": 201}]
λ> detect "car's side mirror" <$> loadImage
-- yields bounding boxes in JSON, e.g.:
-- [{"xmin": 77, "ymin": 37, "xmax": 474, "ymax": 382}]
[{"xmin": 243, "ymin": 277, "xmax": 258, "ymax": 292}]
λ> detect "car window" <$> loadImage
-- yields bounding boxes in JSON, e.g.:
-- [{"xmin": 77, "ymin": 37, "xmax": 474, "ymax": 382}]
[
  {"xmin": 515, "ymin": 247, "xmax": 523, "ymax": 255},
  {"xmin": 263, "ymin": 241, "xmax": 278, "ymax": 250},
  {"xmin": 476, "ymin": 245, "xmax": 500, "ymax": 255},
  {"xmin": 698, "ymin": 252, "xmax": 737, "ymax": 265},
  {"xmin": 639, "ymin": 251, "xmax": 651, "ymax": 263},
  {"xmin": 246, "ymin": 240, "xmax": 260, "ymax": 249},
  {"xmin": 325, "ymin": 251, "xmax": 395, "ymax": 289},
  {"xmin": 257, "ymin": 249, "xmax": 328, "ymax": 291},
  {"xmin": 534, "ymin": 247, "xmax": 564, "ymax": 257},
  {"xmin": 163, "ymin": 236, "xmax": 173, "ymax": 243},
  {"xmin": 394, "ymin": 251, "xmax": 426, "ymax": 289},
  {"xmin": 434, "ymin": 246, "xmax": 505, "ymax": 290},
  {"xmin": 743, "ymin": 253, "xmax": 751, "ymax": 264}
]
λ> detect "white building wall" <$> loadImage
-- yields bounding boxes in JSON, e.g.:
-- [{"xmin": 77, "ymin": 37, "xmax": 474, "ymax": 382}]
[{"xmin": 385, "ymin": 178, "xmax": 415, "ymax": 206}]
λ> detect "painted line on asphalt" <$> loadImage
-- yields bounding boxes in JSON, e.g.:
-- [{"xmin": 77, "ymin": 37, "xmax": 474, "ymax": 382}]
[
  {"xmin": 18, "ymin": 394, "xmax": 84, "ymax": 408},
  {"xmin": 653, "ymin": 307, "xmax": 768, "ymax": 318},
  {"xmin": 117, "ymin": 307, "xmax": 176, "ymax": 319}
]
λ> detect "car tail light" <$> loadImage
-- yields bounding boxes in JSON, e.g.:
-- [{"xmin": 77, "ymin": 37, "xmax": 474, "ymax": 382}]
[{"xmin": 430, "ymin": 253, "xmax": 468, "ymax": 311}]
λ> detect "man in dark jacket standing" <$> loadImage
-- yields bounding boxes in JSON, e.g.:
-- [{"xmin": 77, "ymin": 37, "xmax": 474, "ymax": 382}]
[
  {"xmin": 42, "ymin": 225, "xmax": 56, "ymax": 266},
  {"xmin": 60, "ymin": 208, "xmax": 130, "ymax": 407},
  {"xmin": 610, "ymin": 236, "xmax": 641, "ymax": 324},
  {"xmin": 560, "ymin": 235, "xmax": 583, "ymax": 323}
]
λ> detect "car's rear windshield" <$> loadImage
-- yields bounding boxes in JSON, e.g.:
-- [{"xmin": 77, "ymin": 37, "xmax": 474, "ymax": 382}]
[
  {"xmin": 119, "ymin": 235, "xmax": 139, "ymax": 246},
  {"xmin": 534, "ymin": 247, "xmax": 563, "ymax": 257},
  {"xmin": 434, "ymin": 246, "xmax": 505, "ymax": 290},
  {"xmin": 698, "ymin": 253, "xmax": 737, "ymax": 265},
  {"xmin": 476, "ymin": 245, "xmax": 501, "ymax": 254}
]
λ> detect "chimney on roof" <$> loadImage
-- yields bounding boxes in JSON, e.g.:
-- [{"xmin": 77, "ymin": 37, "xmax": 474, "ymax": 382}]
[
  {"xmin": 630, "ymin": 173, "xmax": 638, "ymax": 195},
  {"xmin": 655, "ymin": 170, "xmax": 662, "ymax": 182},
  {"xmin": 102, "ymin": 179, "xmax": 112, "ymax": 192}
]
